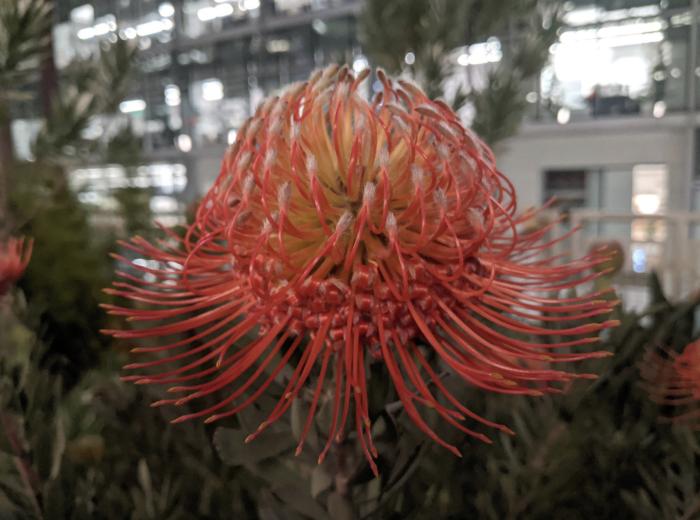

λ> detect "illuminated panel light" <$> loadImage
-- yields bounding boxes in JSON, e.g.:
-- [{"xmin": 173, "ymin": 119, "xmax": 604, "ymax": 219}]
[
  {"xmin": 136, "ymin": 19, "xmax": 174, "ymax": 37},
  {"xmin": 158, "ymin": 2, "xmax": 175, "ymax": 17},
  {"xmin": 123, "ymin": 27, "xmax": 138, "ymax": 39},
  {"xmin": 77, "ymin": 20, "xmax": 116, "ymax": 40},
  {"xmin": 556, "ymin": 107, "xmax": 571, "ymax": 125},
  {"xmin": 457, "ymin": 39, "xmax": 502, "ymax": 66},
  {"xmin": 176, "ymin": 134, "xmax": 193, "ymax": 153},
  {"xmin": 563, "ymin": 5, "xmax": 660, "ymax": 27},
  {"xmin": 201, "ymin": 79, "xmax": 224, "ymax": 101},
  {"xmin": 563, "ymin": 7, "xmax": 600, "ymax": 26},
  {"xmin": 605, "ymin": 31, "xmax": 663, "ymax": 48},
  {"xmin": 603, "ymin": 5, "xmax": 660, "ymax": 22},
  {"xmin": 119, "ymin": 99, "xmax": 147, "ymax": 113},
  {"xmin": 77, "ymin": 27, "xmax": 95, "ymax": 40},
  {"xmin": 197, "ymin": 3, "xmax": 234, "ymax": 21},
  {"xmin": 633, "ymin": 194, "xmax": 661, "ymax": 215},
  {"xmin": 597, "ymin": 20, "xmax": 664, "ymax": 38},
  {"xmin": 165, "ymin": 84, "xmax": 181, "ymax": 106},
  {"xmin": 150, "ymin": 196, "xmax": 179, "ymax": 213},
  {"xmin": 671, "ymin": 12, "xmax": 692, "ymax": 27},
  {"xmin": 312, "ymin": 18, "xmax": 327, "ymax": 34},
  {"xmin": 227, "ymin": 129, "xmax": 238, "ymax": 145},
  {"xmin": 70, "ymin": 4, "xmax": 95, "ymax": 24},
  {"xmin": 404, "ymin": 51, "xmax": 415, "ymax": 65},
  {"xmin": 266, "ymin": 39, "xmax": 291, "ymax": 53},
  {"xmin": 240, "ymin": 0, "xmax": 261, "ymax": 10},
  {"xmin": 560, "ymin": 20, "xmax": 665, "ymax": 44},
  {"xmin": 70, "ymin": 166, "xmax": 126, "ymax": 191}
]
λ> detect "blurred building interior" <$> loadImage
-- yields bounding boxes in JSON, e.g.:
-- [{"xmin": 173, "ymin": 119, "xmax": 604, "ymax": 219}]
[{"xmin": 12, "ymin": 0, "xmax": 700, "ymax": 307}]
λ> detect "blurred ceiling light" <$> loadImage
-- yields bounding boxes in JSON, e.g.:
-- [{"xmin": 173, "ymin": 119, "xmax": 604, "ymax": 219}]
[
  {"xmin": 123, "ymin": 27, "xmax": 138, "ymax": 39},
  {"xmin": 227, "ymin": 129, "xmax": 238, "ymax": 145},
  {"xmin": 611, "ymin": 56, "xmax": 648, "ymax": 93},
  {"xmin": 671, "ymin": 12, "xmax": 692, "ymax": 27},
  {"xmin": 70, "ymin": 4, "xmax": 94, "ymax": 24},
  {"xmin": 352, "ymin": 55, "xmax": 369, "ymax": 73},
  {"xmin": 201, "ymin": 79, "xmax": 224, "ymax": 101},
  {"xmin": 165, "ymin": 84, "xmax": 181, "ymax": 106},
  {"xmin": 266, "ymin": 39, "xmax": 291, "ymax": 53},
  {"xmin": 119, "ymin": 99, "xmax": 147, "ymax": 113},
  {"xmin": 150, "ymin": 196, "xmax": 179, "ymax": 213},
  {"xmin": 197, "ymin": 3, "xmax": 234, "ymax": 21},
  {"xmin": 606, "ymin": 31, "xmax": 664, "ymax": 47},
  {"xmin": 404, "ymin": 51, "xmax": 415, "ymax": 65},
  {"xmin": 598, "ymin": 20, "xmax": 664, "ymax": 38},
  {"xmin": 556, "ymin": 107, "xmax": 571, "ymax": 124},
  {"xmin": 652, "ymin": 101, "xmax": 666, "ymax": 118},
  {"xmin": 77, "ymin": 27, "xmax": 95, "ymax": 39},
  {"xmin": 457, "ymin": 39, "xmax": 502, "ymax": 66},
  {"xmin": 77, "ymin": 18, "xmax": 116, "ymax": 40},
  {"xmin": 525, "ymin": 91, "xmax": 538, "ymax": 103},
  {"xmin": 158, "ymin": 2, "xmax": 175, "ymax": 17},
  {"xmin": 240, "ymin": 0, "xmax": 261, "ymax": 10},
  {"xmin": 563, "ymin": 6, "xmax": 599, "ymax": 26},
  {"xmin": 176, "ymin": 134, "xmax": 193, "ymax": 153},
  {"xmin": 563, "ymin": 5, "xmax": 660, "ymax": 27},
  {"xmin": 312, "ymin": 18, "xmax": 327, "ymax": 34},
  {"xmin": 633, "ymin": 194, "xmax": 661, "ymax": 215},
  {"xmin": 560, "ymin": 20, "xmax": 665, "ymax": 44},
  {"xmin": 136, "ymin": 19, "xmax": 174, "ymax": 37}
]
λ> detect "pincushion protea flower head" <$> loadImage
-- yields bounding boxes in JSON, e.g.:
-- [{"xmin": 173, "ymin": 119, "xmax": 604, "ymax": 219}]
[
  {"xmin": 103, "ymin": 65, "xmax": 618, "ymax": 474},
  {"xmin": 644, "ymin": 340, "xmax": 700, "ymax": 426},
  {"xmin": 0, "ymin": 237, "xmax": 32, "ymax": 296}
]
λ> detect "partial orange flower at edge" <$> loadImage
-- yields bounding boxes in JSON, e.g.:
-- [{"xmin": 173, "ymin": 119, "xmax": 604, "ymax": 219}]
[
  {"xmin": 0, "ymin": 236, "xmax": 33, "ymax": 297},
  {"xmin": 644, "ymin": 339, "xmax": 700, "ymax": 426}
]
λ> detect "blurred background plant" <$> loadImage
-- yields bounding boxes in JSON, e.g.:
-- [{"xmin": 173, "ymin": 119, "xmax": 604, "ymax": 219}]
[
  {"xmin": 1, "ymin": 0, "xmax": 700, "ymax": 518},
  {"xmin": 361, "ymin": 0, "xmax": 562, "ymax": 146},
  {"xmin": 1, "ymin": 0, "xmax": 144, "ymax": 382}
]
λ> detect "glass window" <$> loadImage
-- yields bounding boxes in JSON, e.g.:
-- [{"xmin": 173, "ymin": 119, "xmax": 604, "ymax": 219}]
[{"xmin": 533, "ymin": 2, "xmax": 692, "ymax": 122}]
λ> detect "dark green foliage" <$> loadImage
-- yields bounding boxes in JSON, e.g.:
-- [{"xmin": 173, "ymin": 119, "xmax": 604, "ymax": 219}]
[
  {"xmin": 359, "ymin": 274, "xmax": 700, "ymax": 519},
  {"xmin": 1, "ymin": 12, "xmax": 141, "ymax": 380},
  {"xmin": 0, "ymin": 313, "xmax": 258, "ymax": 519},
  {"xmin": 33, "ymin": 38, "xmax": 139, "ymax": 160},
  {"xmin": 3, "ymin": 265, "xmax": 700, "ymax": 519},
  {"xmin": 0, "ymin": 0, "xmax": 52, "ymax": 95},
  {"xmin": 11, "ymin": 162, "xmax": 110, "ymax": 383},
  {"xmin": 206, "ymin": 275, "xmax": 700, "ymax": 519}
]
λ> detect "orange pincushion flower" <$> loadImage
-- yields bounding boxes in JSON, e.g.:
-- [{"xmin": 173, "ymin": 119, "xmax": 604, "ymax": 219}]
[
  {"xmin": 0, "ymin": 237, "xmax": 32, "ymax": 296},
  {"xmin": 645, "ymin": 340, "xmax": 700, "ymax": 426},
  {"xmin": 103, "ymin": 66, "xmax": 617, "ymax": 474}
]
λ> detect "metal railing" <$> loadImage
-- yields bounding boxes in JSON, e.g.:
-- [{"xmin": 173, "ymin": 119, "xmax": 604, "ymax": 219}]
[{"xmin": 567, "ymin": 210, "xmax": 700, "ymax": 306}]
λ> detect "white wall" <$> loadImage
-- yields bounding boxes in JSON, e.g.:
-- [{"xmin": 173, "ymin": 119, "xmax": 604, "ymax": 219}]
[{"xmin": 495, "ymin": 114, "xmax": 692, "ymax": 211}]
